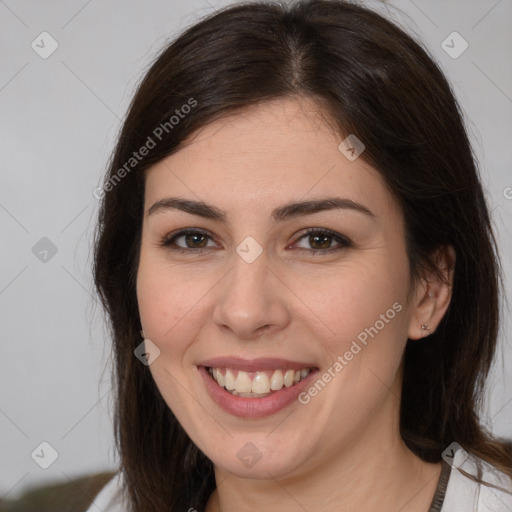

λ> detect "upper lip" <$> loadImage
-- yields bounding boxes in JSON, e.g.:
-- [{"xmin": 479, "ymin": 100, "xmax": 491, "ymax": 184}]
[{"xmin": 198, "ymin": 357, "xmax": 317, "ymax": 372}]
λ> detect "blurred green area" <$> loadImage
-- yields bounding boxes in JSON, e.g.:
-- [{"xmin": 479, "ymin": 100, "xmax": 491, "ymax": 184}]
[{"xmin": 0, "ymin": 471, "xmax": 116, "ymax": 512}]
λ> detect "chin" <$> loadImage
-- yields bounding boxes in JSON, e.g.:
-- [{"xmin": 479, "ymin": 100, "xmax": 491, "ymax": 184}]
[{"xmin": 203, "ymin": 433, "xmax": 313, "ymax": 480}]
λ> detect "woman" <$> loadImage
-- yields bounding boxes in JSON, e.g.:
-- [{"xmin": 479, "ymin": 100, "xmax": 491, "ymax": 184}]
[{"xmin": 88, "ymin": 0, "xmax": 512, "ymax": 510}]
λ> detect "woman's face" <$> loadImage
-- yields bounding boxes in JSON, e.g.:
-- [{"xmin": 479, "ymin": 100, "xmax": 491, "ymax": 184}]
[{"xmin": 136, "ymin": 97, "xmax": 425, "ymax": 479}]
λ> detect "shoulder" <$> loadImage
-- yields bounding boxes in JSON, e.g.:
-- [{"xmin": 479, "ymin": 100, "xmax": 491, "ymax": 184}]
[
  {"xmin": 442, "ymin": 445, "xmax": 512, "ymax": 511},
  {"xmin": 85, "ymin": 471, "xmax": 127, "ymax": 512}
]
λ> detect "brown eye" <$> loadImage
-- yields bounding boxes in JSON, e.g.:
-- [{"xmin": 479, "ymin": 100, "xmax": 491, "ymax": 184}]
[
  {"xmin": 309, "ymin": 233, "xmax": 333, "ymax": 250},
  {"xmin": 293, "ymin": 229, "xmax": 352, "ymax": 255},
  {"xmin": 160, "ymin": 229, "xmax": 216, "ymax": 252},
  {"xmin": 183, "ymin": 232, "xmax": 209, "ymax": 248}
]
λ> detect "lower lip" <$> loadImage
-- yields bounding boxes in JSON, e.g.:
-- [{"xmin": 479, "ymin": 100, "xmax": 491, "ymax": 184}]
[{"xmin": 198, "ymin": 366, "xmax": 318, "ymax": 418}]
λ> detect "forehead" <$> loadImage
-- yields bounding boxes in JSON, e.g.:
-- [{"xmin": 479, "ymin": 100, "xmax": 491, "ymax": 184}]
[{"xmin": 143, "ymin": 97, "xmax": 399, "ymax": 223}]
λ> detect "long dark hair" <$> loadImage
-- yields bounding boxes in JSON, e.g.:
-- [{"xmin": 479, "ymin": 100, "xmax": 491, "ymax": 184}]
[{"xmin": 93, "ymin": 1, "xmax": 512, "ymax": 510}]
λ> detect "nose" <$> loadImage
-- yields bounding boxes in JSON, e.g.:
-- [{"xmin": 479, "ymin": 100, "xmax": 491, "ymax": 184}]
[{"xmin": 212, "ymin": 247, "xmax": 291, "ymax": 341}]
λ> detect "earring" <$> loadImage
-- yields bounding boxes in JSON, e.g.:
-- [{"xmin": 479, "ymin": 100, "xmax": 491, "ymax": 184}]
[
  {"xmin": 421, "ymin": 323, "xmax": 430, "ymax": 336},
  {"xmin": 140, "ymin": 329, "xmax": 145, "ymax": 338}
]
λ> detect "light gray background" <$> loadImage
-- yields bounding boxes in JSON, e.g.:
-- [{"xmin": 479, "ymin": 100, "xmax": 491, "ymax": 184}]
[{"xmin": 1, "ymin": 0, "xmax": 511, "ymax": 500}]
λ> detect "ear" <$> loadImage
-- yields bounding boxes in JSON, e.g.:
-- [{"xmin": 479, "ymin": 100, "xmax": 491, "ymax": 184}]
[{"xmin": 407, "ymin": 245, "xmax": 456, "ymax": 340}]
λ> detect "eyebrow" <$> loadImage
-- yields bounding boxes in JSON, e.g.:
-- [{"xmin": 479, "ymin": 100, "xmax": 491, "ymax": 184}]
[{"xmin": 147, "ymin": 196, "xmax": 376, "ymax": 223}]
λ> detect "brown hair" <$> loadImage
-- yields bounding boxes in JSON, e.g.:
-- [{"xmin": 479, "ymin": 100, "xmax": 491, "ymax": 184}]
[{"xmin": 93, "ymin": 0, "xmax": 512, "ymax": 510}]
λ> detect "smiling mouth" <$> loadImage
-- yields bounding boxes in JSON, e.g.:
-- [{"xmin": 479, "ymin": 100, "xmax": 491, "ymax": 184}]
[{"xmin": 206, "ymin": 367, "xmax": 315, "ymax": 397}]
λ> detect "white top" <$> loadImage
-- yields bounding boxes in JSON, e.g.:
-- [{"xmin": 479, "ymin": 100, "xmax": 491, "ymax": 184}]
[
  {"xmin": 86, "ymin": 446, "xmax": 512, "ymax": 511},
  {"xmin": 440, "ymin": 446, "xmax": 512, "ymax": 511}
]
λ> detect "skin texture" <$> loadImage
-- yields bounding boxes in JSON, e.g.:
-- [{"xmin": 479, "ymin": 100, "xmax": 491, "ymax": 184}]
[{"xmin": 136, "ymin": 96, "xmax": 455, "ymax": 512}]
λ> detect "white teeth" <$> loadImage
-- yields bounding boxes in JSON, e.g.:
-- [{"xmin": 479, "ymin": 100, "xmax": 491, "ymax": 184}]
[
  {"xmin": 234, "ymin": 371, "xmax": 252, "ymax": 393},
  {"xmin": 209, "ymin": 366, "xmax": 314, "ymax": 396},
  {"xmin": 251, "ymin": 372, "xmax": 270, "ymax": 394},
  {"xmin": 224, "ymin": 369, "xmax": 236, "ymax": 390},
  {"xmin": 270, "ymin": 369, "xmax": 284, "ymax": 390},
  {"xmin": 215, "ymin": 368, "xmax": 225, "ymax": 387},
  {"xmin": 283, "ymin": 369, "xmax": 295, "ymax": 387}
]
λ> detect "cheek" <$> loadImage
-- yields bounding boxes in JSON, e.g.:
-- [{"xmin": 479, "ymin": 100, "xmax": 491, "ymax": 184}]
[
  {"xmin": 137, "ymin": 268, "xmax": 174, "ymax": 342},
  {"xmin": 294, "ymin": 264, "xmax": 409, "ymax": 423},
  {"xmin": 136, "ymin": 255, "xmax": 216, "ymax": 369},
  {"xmin": 136, "ymin": 260, "xmax": 206, "ymax": 425},
  {"xmin": 299, "ymin": 257, "xmax": 409, "ymax": 347},
  {"xmin": 136, "ymin": 257, "xmax": 190, "ymax": 354},
  {"xmin": 293, "ymin": 260, "xmax": 411, "ymax": 419}
]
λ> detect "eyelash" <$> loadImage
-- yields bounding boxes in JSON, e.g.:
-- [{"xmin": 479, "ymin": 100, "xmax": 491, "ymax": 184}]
[{"xmin": 159, "ymin": 228, "xmax": 352, "ymax": 256}]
